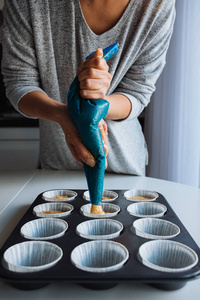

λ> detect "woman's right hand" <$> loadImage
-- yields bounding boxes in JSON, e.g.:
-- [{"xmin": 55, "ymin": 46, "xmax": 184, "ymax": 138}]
[
  {"xmin": 18, "ymin": 90, "xmax": 108, "ymax": 168},
  {"xmin": 59, "ymin": 106, "xmax": 108, "ymax": 169},
  {"xmin": 59, "ymin": 106, "xmax": 96, "ymax": 167}
]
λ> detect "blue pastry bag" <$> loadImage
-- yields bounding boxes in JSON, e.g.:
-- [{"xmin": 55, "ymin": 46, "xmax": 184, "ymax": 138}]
[{"xmin": 67, "ymin": 42, "xmax": 118, "ymax": 206}]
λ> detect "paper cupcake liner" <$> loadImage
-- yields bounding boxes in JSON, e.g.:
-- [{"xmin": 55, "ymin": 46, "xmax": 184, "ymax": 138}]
[
  {"xmin": 3, "ymin": 241, "xmax": 63, "ymax": 273},
  {"xmin": 80, "ymin": 203, "xmax": 120, "ymax": 218},
  {"xmin": 83, "ymin": 190, "xmax": 118, "ymax": 202},
  {"xmin": 20, "ymin": 218, "xmax": 68, "ymax": 240},
  {"xmin": 127, "ymin": 202, "xmax": 167, "ymax": 218},
  {"xmin": 42, "ymin": 189, "xmax": 77, "ymax": 202},
  {"xmin": 124, "ymin": 189, "xmax": 158, "ymax": 202},
  {"xmin": 33, "ymin": 203, "xmax": 74, "ymax": 218},
  {"xmin": 132, "ymin": 218, "xmax": 180, "ymax": 239},
  {"xmin": 138, "ymin": 240, "xmax": 198, "ymax": 273},
  {"xmin": 76, "ymin": 219, "xmax": 123, "ymax": 240},
  {"xmin": 71, "ymin": 240, "xmax": 129, "ymax": 273}
]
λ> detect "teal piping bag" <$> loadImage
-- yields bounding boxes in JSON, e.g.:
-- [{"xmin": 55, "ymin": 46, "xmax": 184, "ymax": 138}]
[{"xmin": 67, "ymin": 42, "xmax": 118, "ymax": 206}]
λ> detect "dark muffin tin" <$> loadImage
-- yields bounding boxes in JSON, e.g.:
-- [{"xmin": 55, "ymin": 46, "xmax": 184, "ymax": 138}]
[{"xmin": 0, "ymin": 189, "xmax": 200, "ymax": 291}]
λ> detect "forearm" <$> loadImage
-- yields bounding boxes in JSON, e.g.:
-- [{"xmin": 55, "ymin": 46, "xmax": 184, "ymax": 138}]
[
  {"xmin": 77, "ymin": 49, "xmax": 131, "ymax": 121},
  {"xmin": 18, "ymin": 91, "xmax": 68, "ymax": 124},
  {"xmin": 18, "ymin": 90, "xmax": 98, "ymax": 168},
  {"xmin": 104, "ymin": 93, "xmax": 132, "ymax": 120}
]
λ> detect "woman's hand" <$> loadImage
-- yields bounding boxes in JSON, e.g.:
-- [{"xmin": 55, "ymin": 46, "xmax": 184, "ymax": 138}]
[
  {"xmin": 77, "ymin": 48, "xmax": 111, "ymax": 100},
  {"xmin": 18, "ymin": 89, "xmax": 109, "ymax": 169},
  {"xmin": 59, "ymin": 107, "xmax": 96, "ymax": 167},
  {"xmin": 77, "ymin": 47, "xmax": 132, "ymax": 121},
  {"xmin": 59, "ymin": 108, "xmax": 108, "ymax": 169},
  {"xmin": 76, "ymin": 48, "xmax": 110, "ymax": 168}
]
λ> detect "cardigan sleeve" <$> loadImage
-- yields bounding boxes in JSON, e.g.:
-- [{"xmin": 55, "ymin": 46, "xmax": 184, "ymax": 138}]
[
  {"xmin": 113, "ymin": 0, "xmax": 176, "ymax": 121},
  {"xmin": 1, "ymin": 0, "xmax": 45, "ymax": 117}
]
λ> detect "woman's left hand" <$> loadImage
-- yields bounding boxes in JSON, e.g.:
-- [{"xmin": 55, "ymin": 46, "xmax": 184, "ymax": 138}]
[{"xmin": 77, "ymin": 48, "xmax": 111, "ymax": 100}]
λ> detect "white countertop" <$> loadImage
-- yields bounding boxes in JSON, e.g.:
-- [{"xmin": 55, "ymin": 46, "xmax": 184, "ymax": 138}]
[{"xmin": 0, "ymin": 169, "xmax": 200, "ymax": 299}]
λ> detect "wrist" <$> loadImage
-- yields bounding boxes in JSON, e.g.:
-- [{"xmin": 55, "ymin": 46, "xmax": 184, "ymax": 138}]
[
  {"xmin": 19, "ymin": 91, "xmax": 68, "ymax": 123},
  {"xmin": 53, "ymin": 102, "xmax": 68, "ymax": 125},
  {"xmin": 104, "ymin": 94, "xmax": 132, "ymax": 120}
]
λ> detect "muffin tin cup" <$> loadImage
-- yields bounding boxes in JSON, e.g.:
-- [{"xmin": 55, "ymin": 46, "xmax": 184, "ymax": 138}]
[
  {"xmin": 80, "ymin": 203, "xmax": 120, "ymax": 218},
  {"xmin": 33, "ymin": 203, "xmax": 74, "ymax": 218},
  {"xmin": 71, "ymin": 240, "xmax": 129, "ymax": 273},
  {"xmin": 138, "ymin": 240, "xmax": 199, "ymax": 273},
  {"xmin": 127, "ymin": 202, "xmax": 167, "ymax": 218},
  {"xmin": 3, "ymin": 241, "xmax": 63, "ymax": 273},
  {"xmin": 83, "ymin": 190, "xmax": 118, "ymax": 202},
  {"xmin": 20, "ymin": 218, "xmax": 68, "ymax": 240},
  {"xmin": 76, "ymin": 219, "xmax": 123, "ymax": 240},
  {"xmin": 132, "ymin": 218, "xmax": 180, "ymax": 240},
  {"xmin": 42, "ymin": 189, "xmax": 77, "ymax": 202},
  {"xmin": 124, "ymin": 189, "xmax": 158, "ymax": 202}
]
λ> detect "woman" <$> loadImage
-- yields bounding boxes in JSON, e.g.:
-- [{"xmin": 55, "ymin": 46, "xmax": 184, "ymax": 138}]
[{"xmin": 1, "ymin": 0, "xmax": 176, "ymax": 175}]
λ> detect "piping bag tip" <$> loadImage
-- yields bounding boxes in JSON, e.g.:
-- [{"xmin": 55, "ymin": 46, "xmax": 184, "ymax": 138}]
[{"xmin": 68, "ymin": 42, "xmax": 119, "ymax": 208}]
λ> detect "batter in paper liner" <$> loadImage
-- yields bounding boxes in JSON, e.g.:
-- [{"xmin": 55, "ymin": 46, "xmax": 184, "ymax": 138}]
[{"xmin": 90, "ymin": 204, "xmax": 105, "ymax": 214}]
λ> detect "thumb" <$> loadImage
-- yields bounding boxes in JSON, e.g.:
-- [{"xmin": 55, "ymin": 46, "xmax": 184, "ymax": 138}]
[{"xmin": 94, "ymin": 48, "xmax": 103, "ymax": 58}]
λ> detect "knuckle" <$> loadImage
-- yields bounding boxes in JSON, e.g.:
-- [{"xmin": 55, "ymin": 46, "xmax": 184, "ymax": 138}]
[
  {"xmin": 105, "ymin": 63, "xmax": 109, "ymax": 72},
  {"xmin": 80, "ymin": 90, "xmax": 87, "ymax": 98},
  {"xmin": 94, "ymin": 57, "xmax": 101, "ymax": 64},
  {"xmin": 106, "ymin": 81, "xmax": 110, "ymax": 89},
  {"xmin": 108, "ymin": 73, "xmax": 112, "ymax": 81},
  {"xmin": 84, "ymin": 78, "xmax": 92, "ymax": 89},
  {"xmin": 94, "ymin": 57, "xmax": 104, "ymax": 68},
  {"xmin": 99, "ymin": 91, "xmax": 105, "ymax": 98},
  {"xmin": 86, "ymin": 68, "xmax": 95, "ymax": 78}
]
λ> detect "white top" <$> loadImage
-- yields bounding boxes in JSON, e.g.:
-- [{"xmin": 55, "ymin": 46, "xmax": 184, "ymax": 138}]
[{"xmin": 0, "ymin": 169, "xmax": 200, "ymax": 299}]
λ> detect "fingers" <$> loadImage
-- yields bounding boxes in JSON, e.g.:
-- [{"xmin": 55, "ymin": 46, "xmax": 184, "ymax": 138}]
[
  {"xmin": 77, "ymin": 48, "xmax": 105, "ymax": 75},
  {"xmin": 66, "ymin": 133, "xmax": 96, "ymax": 168},
  {"xmin": 77, "ymin": 48, "xmax": 111, "ymax": 100},
  {"xmin": 77, "ymin": 56, "xmax": 108, "ymax": 75},
  {"xmin": 98, "ymin": 119, "xmax": 108, "ymax": 156},
  {"xmin": 60, "ymin": 110, "xmax": 96, "ymax": 168},
  {"xmin": 79, "ymin": 75, "xmax": 111, "ymax": 99},
  {"xmin": 66, "ymin": 124, "xmax": 108, "ymax": 170},
  {"xmin": 60, "ymin": 89, "xmax": 109, "ymax": 169}
]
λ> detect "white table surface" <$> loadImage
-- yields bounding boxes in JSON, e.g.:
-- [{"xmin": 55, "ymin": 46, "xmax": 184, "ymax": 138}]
[{"xmin": 0, "ymin": 169, "xmax": 200, "ymax": 300}]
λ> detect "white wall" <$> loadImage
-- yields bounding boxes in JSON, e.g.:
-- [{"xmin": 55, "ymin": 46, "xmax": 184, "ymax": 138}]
[{"xmin": 0, "ymin": 0, "xmax": 4, "ymax": 10}]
